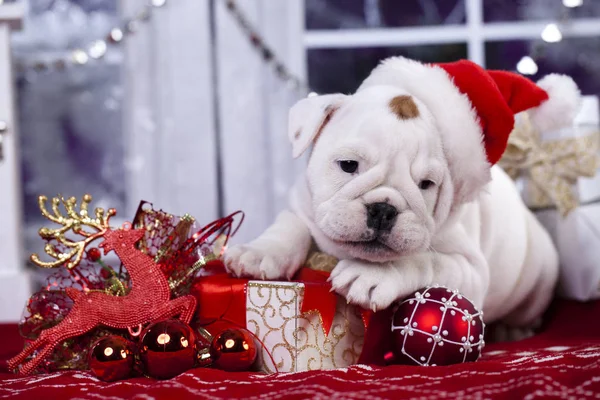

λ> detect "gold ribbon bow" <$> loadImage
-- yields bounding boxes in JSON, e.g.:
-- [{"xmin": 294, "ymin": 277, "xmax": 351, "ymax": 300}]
[{"xmin": 499, "ymin": 113, "xmax": 600, "ymax": 216}]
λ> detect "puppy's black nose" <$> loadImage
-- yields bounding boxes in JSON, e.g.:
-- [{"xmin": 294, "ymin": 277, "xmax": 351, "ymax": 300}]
[{"xmin": 366, "ymin": 203, "xmax": 398, "ymax": 232}]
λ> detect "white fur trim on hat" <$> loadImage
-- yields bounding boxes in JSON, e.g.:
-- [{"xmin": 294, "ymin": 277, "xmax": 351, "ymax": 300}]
[
  {"xmin": 530, "ymin": 74, "xmax": 581, "ymax": 133},
  {"xmin": 358, "ymin": 56, "xmax": 490, "ymax": 205}
]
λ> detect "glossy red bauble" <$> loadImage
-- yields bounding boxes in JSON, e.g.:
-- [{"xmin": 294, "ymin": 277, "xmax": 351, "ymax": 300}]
[
  {"xmin": 209, "ymin": 328, "xmax": 257, "ymax": 372},
  {"xmin": 88, "ymin": 335, "xmax": 135, "ymax": 381},
  {"xmin": 139, "ymin": 320, "xmax": 197, "ymax": 379},
  {"xmin": 391, "ymin": 286, "xmax": 485, "ymax": 366},
  {"xmin": 86, "ymin": 248, "xmax": 102, "ymax": 262}
]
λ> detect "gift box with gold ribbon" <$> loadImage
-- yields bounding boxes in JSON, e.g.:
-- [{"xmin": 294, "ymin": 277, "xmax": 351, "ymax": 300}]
[
  {"xmin": 191, "ymin": 254, "xmax": 368, "ymax": 373},
  {"xmin": 499, "ymin": 95, "xmax": 600, "ymax": 301}
]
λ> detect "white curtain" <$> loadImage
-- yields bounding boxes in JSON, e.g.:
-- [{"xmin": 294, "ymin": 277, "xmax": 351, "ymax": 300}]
[
  {"xmin": 0, "ymin": 4, "xmax": 29, "ymax": 322},
  {"xmin": 123, "ymin": 0, "xmax": 306, "ymax": 244}
]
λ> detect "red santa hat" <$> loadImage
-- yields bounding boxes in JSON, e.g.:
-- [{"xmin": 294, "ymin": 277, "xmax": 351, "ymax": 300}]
[{"xmin": 358, "ymin": 56, "xmax": 581, "ymax": 204}]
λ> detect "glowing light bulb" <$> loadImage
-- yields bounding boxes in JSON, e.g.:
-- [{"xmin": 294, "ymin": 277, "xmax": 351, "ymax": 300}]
[
  {"xmin": 541, "ymin": 24, "xmax": 562, "ymax": 43},
  {"xmin": 88, "ymin": 40, "xmax": 107, "ymax": 59},
  {"xmin": 72, "ymin": 49, "xmax": 89, "ymax": 65},
  {"xmin": 110, "ymin": 28, "xmax": 124, "ymax": 43},
  {"xmin": 225, "ymin": 339, "xmax": 235, "ymax": 349},
  {"xmin": 563, "ymin": 0, "xmax": 583, "ymax": 8},
  {"xmin": 516, "ymin": 56, "xmax": 538, "ymax": 75},
  {"xmin": 104, "ymin": 347, "xmax": 114, "ymax": 357}
]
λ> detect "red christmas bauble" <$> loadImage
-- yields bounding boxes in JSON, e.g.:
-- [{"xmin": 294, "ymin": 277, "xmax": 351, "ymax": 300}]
[
  {"xmin": 86, "ymin": 247, "xmax": 102, "ymax": 262},
  {"xmin": 391, "ymin": 286, "xmax": 485, "ymax": 366},
  {"xmin": 88, "ymin": 335, "xmax": 135, "ymax": 381},
  {"xmin": 139, "ymin": 320, "xmax": 197, "ymax": 379},
  {"xmin": 100, "ymin": 268, "xmax": 111, "ymax": 280},
  {"xmin": 209, "ymin": 328, "xmax": 257, "ymax": 372}
]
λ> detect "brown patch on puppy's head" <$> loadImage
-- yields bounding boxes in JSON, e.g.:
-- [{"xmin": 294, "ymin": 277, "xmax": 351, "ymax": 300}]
[
  {"xmin": 312, "ymin": 104, "xmax": 339, "ymax": 145},
  {"xmin": 389, "ymin": 95, "xmax": 419, "ymax": 120}
]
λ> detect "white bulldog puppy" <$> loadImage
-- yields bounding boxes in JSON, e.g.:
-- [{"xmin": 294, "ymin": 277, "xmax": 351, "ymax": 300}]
[{"xmin": 225, "ymin": 57, "xmax": 579, "ymax": 331}]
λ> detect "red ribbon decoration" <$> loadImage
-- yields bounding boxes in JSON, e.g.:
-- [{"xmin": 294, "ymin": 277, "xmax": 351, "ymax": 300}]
[
  {"xmin": 191, "ymin": 266, "xmax": 248, "ymax": 336},
  {"xmin": 192, "ymin": 263, "xmax": 340, "ymax": 336},
  {"xmin": 191, "ymin": 262, "xmax": 393, "ymax": 366},
  {"xmin": 293, "ymin": 268, "xmax": 337, "ymax": 335}
]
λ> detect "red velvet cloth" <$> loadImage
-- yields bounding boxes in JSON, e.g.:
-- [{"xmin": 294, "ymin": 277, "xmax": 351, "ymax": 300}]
[{"xmin": 1, "ymin": 300, "xmax": 600, "ymax": 400}]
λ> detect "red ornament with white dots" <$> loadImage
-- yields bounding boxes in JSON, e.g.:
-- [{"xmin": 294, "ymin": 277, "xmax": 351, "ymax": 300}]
[{"xmin": 391, "ymin": 286, "xmax": 485, "ymax": 366}]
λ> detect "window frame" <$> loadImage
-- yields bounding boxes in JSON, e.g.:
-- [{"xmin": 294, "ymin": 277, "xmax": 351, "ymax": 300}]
[{"xmin": 302, "ymin": 0, "xmax": 600, "ymax": 68}]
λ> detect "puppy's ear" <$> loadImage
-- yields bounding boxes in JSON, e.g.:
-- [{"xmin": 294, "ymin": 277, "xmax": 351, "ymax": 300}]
[{"xmin": 288, "ymin": 94, "xmax": 347, "ymax": 158}]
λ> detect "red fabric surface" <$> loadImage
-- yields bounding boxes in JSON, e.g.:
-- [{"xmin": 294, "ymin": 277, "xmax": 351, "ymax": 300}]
[{"xmin": 1, "ymin": 300, "xmax": 600, "ymax": 400}]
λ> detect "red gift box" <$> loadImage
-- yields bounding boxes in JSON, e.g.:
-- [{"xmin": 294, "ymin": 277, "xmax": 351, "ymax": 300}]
[{"xmin": 191, "ymin": 264, "xmax": 376, "ymax": 373}]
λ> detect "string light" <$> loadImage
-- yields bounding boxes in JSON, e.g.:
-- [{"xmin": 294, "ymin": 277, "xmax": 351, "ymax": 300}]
[
  {"xmin": 15, "ymin": 0, "xmax": 572, "ymax": 97},
  {"xmin": 109, "ymin": 28, "xmax": 124, "ymax": 43},
  {"xmin": 72, "ymin": 49, "xmax": 89, "ymax": 65},
  {"xmin": 88, "ymin": 40, "xmax": 107, "ymax": 60},
  {"xmin": 516, "ymin": 56, "xmax": 538, "ymax": 75},
  {"xmin": 15, "ymin": 1, "xmax": 168, "ymax": 73},
  {"xmin": 15, "ymin": 0, "xmax": 316, "ymax": 94},
  {"xmin": 225, "ymin": 0, "xmax": 311, "ymax": 95},
  {"xmin": 514, "ymin": 1, "xmax": 581, "ymax": 74},
  {"xmin": 541, "ymin": 23, "xmax": 563, "ymax": 43}
]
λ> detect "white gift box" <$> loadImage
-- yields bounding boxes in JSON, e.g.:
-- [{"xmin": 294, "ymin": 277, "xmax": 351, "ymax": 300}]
[
  {"xmin": 245, "ymin": 281, "xmax": 365, "ymax": 373},
  {"xmin": 535, "ymin": 204, "xmax": 600, "ymax": 301},
  {"xmin": 518, "ymin": 96, "xmax": 600, "ymax": 301}
]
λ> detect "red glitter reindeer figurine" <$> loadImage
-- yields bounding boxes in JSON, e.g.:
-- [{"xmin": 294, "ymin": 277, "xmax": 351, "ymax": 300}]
[{"xmin": 8, "ymin": 194, "xmax": 197, "ymax": 375}]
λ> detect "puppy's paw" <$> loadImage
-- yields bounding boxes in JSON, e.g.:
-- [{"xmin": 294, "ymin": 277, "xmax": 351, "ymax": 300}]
[
  {"xmin": 330, "ymin": 259, "xmax": 400, "ymax": 312},
  {"xmin": 224, "ymin": 244, "xmax": 295, "ymax": 280}
]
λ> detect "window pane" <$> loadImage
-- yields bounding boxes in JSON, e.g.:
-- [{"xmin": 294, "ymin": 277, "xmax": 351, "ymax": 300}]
[
  {"xmin": 306, "ymin": 0, "xmax": 465, "ymax": 30},
  {"xmin": 485, "ymin": 38, "xmax": 600, "ymax": 98},
  {"xmin": 308, "ymin": 44, "xmax": 468, "ymax": 94},
  {"xmin": 11, "ymin": 0, "xmax": 125, "ymax": 256},
  {"xmin": 484, "ymin": 0, "xmax": 600, "ymax": 23}
]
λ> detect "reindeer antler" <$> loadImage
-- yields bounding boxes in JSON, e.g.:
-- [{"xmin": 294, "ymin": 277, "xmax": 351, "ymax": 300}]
[{"xmin": 31, "ymin": 194, "xmax": 116, "ymax": 269}]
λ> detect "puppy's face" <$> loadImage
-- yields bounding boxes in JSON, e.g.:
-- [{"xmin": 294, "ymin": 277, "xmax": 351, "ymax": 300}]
[{"xmin": 300, "ymin": 87, "xmax": 453, "ymax": 262}]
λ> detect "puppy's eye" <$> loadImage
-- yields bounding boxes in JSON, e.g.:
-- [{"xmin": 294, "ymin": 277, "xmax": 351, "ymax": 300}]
[
  {"xmin": 419, "ymin": 180, "xmax": 435, "ymax": 190},
  {"xmin": 338, "ymin": 160, "xmax": 359, "ymax": 174}
]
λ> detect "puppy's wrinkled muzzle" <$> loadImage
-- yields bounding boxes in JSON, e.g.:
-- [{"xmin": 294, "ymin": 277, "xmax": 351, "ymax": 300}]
[{"xmin": 366, "ymin": 202, "xmax": 398, "ymax": 232}]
